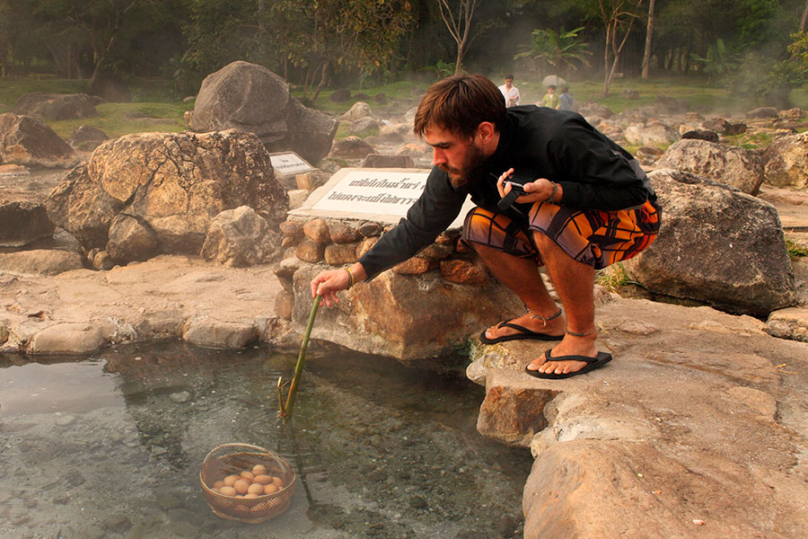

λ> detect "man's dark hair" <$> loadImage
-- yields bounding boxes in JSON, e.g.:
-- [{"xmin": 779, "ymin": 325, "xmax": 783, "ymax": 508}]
[
  {"xmin": 413, "ymin": 74, "xmax": 507, "ymax": 140},
  {"xmin": 547, "ymin": 85, "xmax": 556, "ymax": 90},
  {"xmin": 505, "ymin": 74, "xmax": 514, "ymax": 80}
]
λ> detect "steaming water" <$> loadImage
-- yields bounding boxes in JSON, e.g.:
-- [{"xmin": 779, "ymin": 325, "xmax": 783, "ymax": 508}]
[{"xmin": 0, "ymin": 343, "xmax": 531, "ymax": 538}]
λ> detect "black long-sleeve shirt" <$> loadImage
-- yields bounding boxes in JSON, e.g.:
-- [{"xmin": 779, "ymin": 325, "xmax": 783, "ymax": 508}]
[{"xmin": 359, "ymin": 106, "xmax": 655, "ymax": 280}]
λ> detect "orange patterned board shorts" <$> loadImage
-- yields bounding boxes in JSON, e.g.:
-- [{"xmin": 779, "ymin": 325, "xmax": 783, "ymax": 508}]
[{"xmin": 461, "ymin": 199, "xmax": 661, "ymax": 270}]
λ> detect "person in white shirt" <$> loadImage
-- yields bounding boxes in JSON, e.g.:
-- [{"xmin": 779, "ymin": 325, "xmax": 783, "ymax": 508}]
[{"xmin": 498, "ymin": 74, "xmax": 520, "ymax": 107}]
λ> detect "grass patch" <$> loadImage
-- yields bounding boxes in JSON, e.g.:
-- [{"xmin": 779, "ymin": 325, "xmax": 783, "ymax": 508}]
[
  {"xmin": 0, "ymin": 77, "xmax": 87, "ymax": 112},
  {"xmin": 47, "ymin": 102, "xmax": 192, "ymax": 139},
  {"xmin": 0, "ymin": 76, "xmax": 193, "ymax": 138},
  {"xmin": 726, "ymin": 131, "xmax": 775, "ymax": 150},
  {"xmin": 596, "ymin": 262, "xmax": 639, "ymax": 292},
  {"xmin": 786, "ymin": 238, "xmax": 808, "ymax": 259}
]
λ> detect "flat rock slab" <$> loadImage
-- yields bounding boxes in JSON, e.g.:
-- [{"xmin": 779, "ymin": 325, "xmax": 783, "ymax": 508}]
[
  {"xmin": 469, "ymin": 296, "xmax": 808, "ymax": 538},
  {"xmin": 0, "ymin": 255, "xmax": 285, "ymax": 354}
]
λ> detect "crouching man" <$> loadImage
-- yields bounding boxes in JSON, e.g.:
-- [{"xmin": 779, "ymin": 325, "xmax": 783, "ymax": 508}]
[{"xmin": 311, "ymin": 74, "xmax": 661, "ymax": 379}]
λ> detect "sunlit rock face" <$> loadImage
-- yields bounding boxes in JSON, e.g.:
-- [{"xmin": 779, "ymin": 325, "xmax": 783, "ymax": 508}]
[
  {"xmin": 0, "ymin": 113, "xmax": 78, "ymax": 169},
  {"xmin": 623, "ymin": 169, "xmax": 796, "ymax": 317},
  {"xmin": 658, "ymin": 139, "xmax": 764, "ymax": 195},
  {"xmin": 200, "ymin": 205, "xmax": 283, "ymax": 267},
  {"xmin": 191, "ymin": 61, "xmax": 338, "ymax": 164},
  {"xmin": 46, "ymin": 130, "xmax": 288, "ymax": 262},
  {"xmin": 623, "ymin": 120, "xmax": 680, "ymax": 147},
  {"xmin": 290, "ymin": 263, "xmax": 523, "ymax": 368},
  {"xmin": 762, "ymin": 132, "xmax": 808, "ymax": 190}
]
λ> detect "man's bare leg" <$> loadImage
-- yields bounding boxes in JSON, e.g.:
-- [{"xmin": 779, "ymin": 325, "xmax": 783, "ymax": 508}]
[
  {"xmin": 527, "ymin": 232, "xmax": 598, "ymax": 375},
  {"xmin": 472, "ymin": 243, "xmax": 566, "ymax": 340}
]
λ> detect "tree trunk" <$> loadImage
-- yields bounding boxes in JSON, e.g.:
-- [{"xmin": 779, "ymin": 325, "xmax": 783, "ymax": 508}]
[
  {"xmin": 311, "ymin": 61, "xmax": 329, "ymax": 102},
  {"xmin": 439, "ymin": 0, "xmax": 478, "ymax": 78},
  {"xmin": 641, "ymin": 0, "xmax": 656, "ymax": 79},
  {"xmin": 800, "ymin": 0, "xmax": 808, "ymax": 32},
  {"xmin": 681, "ymin": 45, "xmax": 689, "ymax": 73}
]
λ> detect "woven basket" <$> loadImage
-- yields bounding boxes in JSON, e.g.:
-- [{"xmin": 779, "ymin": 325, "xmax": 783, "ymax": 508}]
[{"xmin": 200, "ymin": 443, "xmax": 296, "ymax": 524}]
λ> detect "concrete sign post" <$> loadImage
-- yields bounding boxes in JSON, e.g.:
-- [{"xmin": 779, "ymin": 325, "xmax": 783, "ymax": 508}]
[{"xmin": 289, "ymin": 168, "xmax": 474, "ymax": 229}]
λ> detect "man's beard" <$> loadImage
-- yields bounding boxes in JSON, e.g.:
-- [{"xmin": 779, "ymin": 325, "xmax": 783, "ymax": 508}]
[{"xmin": 439, "ymin": 143, "xmax": 489, "ymax": 190}]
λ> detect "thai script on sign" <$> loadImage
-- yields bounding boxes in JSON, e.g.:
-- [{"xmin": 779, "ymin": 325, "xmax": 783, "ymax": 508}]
[{"xmin": 291, "ymin": 168, "xmax": 472, "ymax": 228}]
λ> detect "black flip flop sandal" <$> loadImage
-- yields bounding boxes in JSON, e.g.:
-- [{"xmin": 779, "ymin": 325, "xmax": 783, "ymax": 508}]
[
  {"xmin": 525, "ymin": 348, "xmax": 613, "ymax": 379},
  {"xmin": 479, "ymin": 319, "xmax": 564, "ymax": 344}
]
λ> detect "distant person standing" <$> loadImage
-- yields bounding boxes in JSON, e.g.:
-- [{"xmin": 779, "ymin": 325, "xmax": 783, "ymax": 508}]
[
  {"xmin": 559, "ymin": 86, "xmax": 574, "ymax": 111},
  {"xmin": 498, "ymin": 74, "xmax": 520, "ymax": 107},
  {"xmin": 540, "ymin": 85, "xmax": 560, "ymax": 109}
]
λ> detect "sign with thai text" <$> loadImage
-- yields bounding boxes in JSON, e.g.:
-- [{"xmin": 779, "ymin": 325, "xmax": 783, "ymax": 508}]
[
  {"xmin": 269, "ymin": 152, "xmax": 317, "ymax": 176},
  {"xmin": 289, "ymin": 168, "xmax": 473, "ymax": 229}
]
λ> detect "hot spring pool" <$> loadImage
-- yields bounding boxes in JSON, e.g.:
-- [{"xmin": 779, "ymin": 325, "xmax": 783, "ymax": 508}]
[{"xmin": 0, "ymin": 342, "xmax": 532, "ymax": 538}]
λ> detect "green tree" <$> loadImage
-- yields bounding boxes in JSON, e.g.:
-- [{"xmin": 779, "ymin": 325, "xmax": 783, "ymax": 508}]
[
  {"xmin": 515, "ymin": 26, "xmax": 591, "ymax": 77},
  {"xmin": 0, "ymin": 0, "xmax": 44, "ymax": 76},
  {"xmin": 437, "ymin": 0, "xmax": 481, "ymax": 74},
  {"xmin": 598, "ymin": 0, "xmax": 644, "ymax": 96},
  {"xmin": 297, "ymin": 0, "xmax": 414, "ymax": 98},
  {"xmin": 181, "ymin": 0, "xmax": 254, "ymax": 75},
  {"xmin": 34, "ymin": 0, "xmax": 161, "ymax": 80},
  {"xmin": 181, "ymin": 0, "xmax": 412, "ymax": 98}
]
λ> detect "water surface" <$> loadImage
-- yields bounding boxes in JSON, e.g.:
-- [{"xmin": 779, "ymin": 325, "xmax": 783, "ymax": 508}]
[{"xmin": 0, "ymin": 342, "xmax": 531, "ymax": 538}]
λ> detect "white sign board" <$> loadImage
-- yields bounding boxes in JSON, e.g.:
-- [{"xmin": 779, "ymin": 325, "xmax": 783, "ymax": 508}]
[
  {"xmin": 269, "ymin": 152, "xmax": 317, "ymax": 176},
  {"xmin": 289, "ymin": 168, "xmax": 474, "ymax": 229}
]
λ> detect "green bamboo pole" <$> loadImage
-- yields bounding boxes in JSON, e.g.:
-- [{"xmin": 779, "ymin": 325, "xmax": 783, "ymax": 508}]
[{"xmin": 279, "ymin": 295, "xmax": 320, "ymax": 420}]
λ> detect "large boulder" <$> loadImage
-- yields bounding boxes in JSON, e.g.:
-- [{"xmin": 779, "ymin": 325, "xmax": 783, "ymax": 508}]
[
  {"xmin": 657, "ymin": 139, "xmax": 765, "ymax": 195},
  {"xmin": 191, "ymin": 61, "xmax": 338, "ymax": 164},
  {"xmin": 291, "ymin": 263, "xmax": 522, "ymax": 367},
  {"xmin": 340, "ymin": 102, "xmax": 373, "ymax": 121},
  {"xmin": 12, "ymin": 93, "xmax": 100, "ymax": 121},
  {"xmin": 88, "ymin": 72, "xmax": 132, "ymax": 103},
  {"xmin": 46, "ymin": 130, "xmax": 289, "ymax": 258},
  {"xmin": 68, "ymin": 125, "xmax": 109, "ymax": 151},
  {"xmin": 578, "ymin": 102, "xmax": 613, "ymax": 120},
  {"xmin": 702, "ymin": 117, "xmax": 747, "ymax": 135},
  {"xmin": 200, "ymin": 205, "xmax": 282, "ymax": 267},
  {"xmin": 0, "ymin": 249, "xmax": 83, "ymax": 275},
  {"xmin": 623, "ymin": 169, "xmax": 796, "ymax": 316},
  {"xmin": 0, "ymin": 113, "xmax": 78, "ymax": 168},
  {"xmin": 623, "ymin": 121, "xmax": 680, "ymax": 147},
  {"xmin": 328, "ymin": 136, "xmax": 375, "ymax": 159},
  {"xmin": 0, "ymin": 200, "xmax": 55, "ymax": 247},
  {"xmin": 761, "ymin": 132, "xmax": 808, "ymax": 189},
  {"xmin": 106, "ymin": 214, "xmax": 159, "ymax": 263}
]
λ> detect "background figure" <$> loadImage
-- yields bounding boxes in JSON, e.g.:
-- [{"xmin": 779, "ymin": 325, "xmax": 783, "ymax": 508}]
[
  {"xmin": 540, "ymin": 85, "xmax": 560, "ymax": 109},
  {"xmin": 498, "ymin": 74, "xmax": 520, "ymax": 107},
  {"xmin": 559, "ymin": 86, "xmax": 574, "ymax": 111}
]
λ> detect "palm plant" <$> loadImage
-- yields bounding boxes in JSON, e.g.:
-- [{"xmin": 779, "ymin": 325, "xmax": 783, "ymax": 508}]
[
  {"xmin": 689, "ymin": 39, "xmax": 740, "ymax": 84},
  {"xmin": 515, "ymin": 26, "xmax": 592, "ymax": 77}
]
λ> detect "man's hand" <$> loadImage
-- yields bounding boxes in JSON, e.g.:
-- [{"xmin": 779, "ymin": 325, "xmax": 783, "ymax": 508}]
[
  {"xmin": 310, "ymin": 263, "xmax": 367, "ymax": 307},
  {"xmin": 496, "ymin": 168, "xmax": 559, "ymax": 204}
]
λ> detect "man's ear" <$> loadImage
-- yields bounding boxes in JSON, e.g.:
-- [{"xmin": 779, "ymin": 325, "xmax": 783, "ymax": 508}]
[{"xmin": 476, "ymin": 121, "xmax": 496, "ymax": 144}]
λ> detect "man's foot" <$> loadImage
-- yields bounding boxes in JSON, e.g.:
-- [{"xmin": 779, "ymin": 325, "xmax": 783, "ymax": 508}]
[
  {"xmin": 525, "ymin": 332, "xmax": 598, "ymax": 376},
  {"xmin": 481, "ymin": 310, "xmax": 566, "ymax": 344}
]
